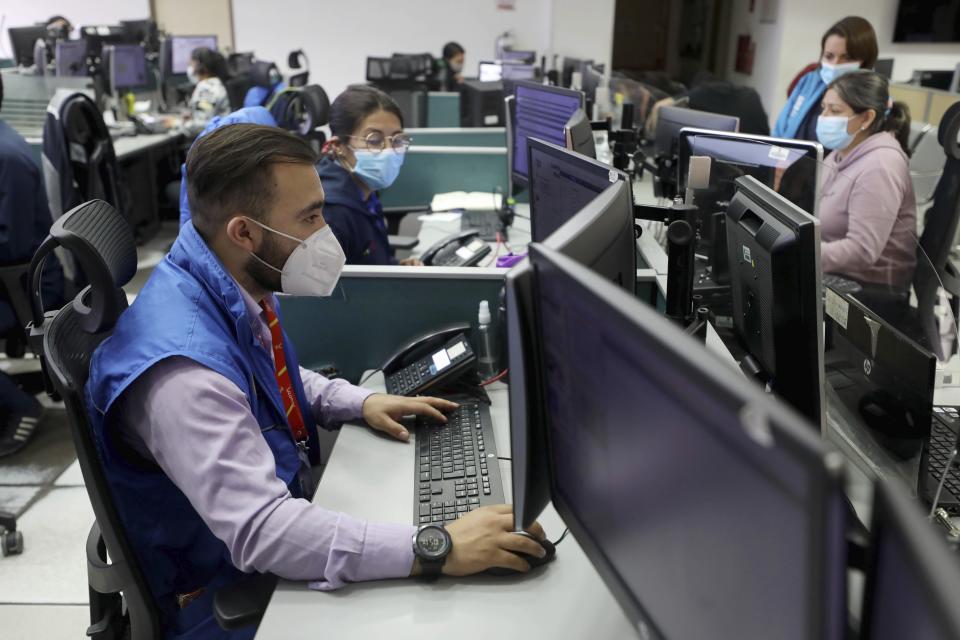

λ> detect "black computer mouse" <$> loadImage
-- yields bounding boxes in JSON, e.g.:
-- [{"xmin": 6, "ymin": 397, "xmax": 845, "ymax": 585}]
[{"xmin": 486, "ymin": 531, "xmax": 557, "ymax": 576}]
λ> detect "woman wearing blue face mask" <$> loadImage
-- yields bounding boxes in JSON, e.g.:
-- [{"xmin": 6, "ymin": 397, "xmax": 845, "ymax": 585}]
[
  {"xmin": 817, "ymin": 71, "xmax": 916, "ymax": 297},
  {"xmin": 772, "ymin": 16, "xmax": 877, "ymax": 142},
  {"xmin": 318, "ymin": 85, "xmax": 418, "ymax": 265}
]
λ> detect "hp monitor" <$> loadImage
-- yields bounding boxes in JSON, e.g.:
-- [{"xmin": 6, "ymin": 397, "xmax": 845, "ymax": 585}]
[{"xmin": 510, "ymin": 81, "xmax": 584, "ymax": 186}]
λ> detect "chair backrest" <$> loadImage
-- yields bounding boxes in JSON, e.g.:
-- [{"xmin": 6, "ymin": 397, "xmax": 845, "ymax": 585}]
[
  {"xmin": 287, "ymin": 49, "xmax": 309, "ymax": 88},
  {"xmin": 30, "ymin": 199, "xmax": 160, "ymax": 638},
  {"xmin": 225, "ymin": 75, "xmax": 255, "ymax": 112},
  {"xmin": 909, "ymin": 120, "xmax": 946, "ymax": 206},
  {"xmin": 267, "ymin": 85, "xmax": 330, "ymax": 143}
]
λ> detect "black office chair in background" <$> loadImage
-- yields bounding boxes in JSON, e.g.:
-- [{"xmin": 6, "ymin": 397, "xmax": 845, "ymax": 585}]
[
  {"xmin": 912, "ymin": 101, "xmax": 960, "ymax": 360},
  {"xmin": 29, "ymin": 199, "xmax": 274, "ymax": 638},
  {"xmin": 287, "ymin": 49, "xmax": 309, "ymax": 87}
]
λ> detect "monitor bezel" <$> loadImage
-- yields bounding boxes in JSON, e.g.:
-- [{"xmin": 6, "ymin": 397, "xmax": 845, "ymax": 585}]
[{"xmin": 655, "ymin": 105, "xmax": 739, "ymax": 157}]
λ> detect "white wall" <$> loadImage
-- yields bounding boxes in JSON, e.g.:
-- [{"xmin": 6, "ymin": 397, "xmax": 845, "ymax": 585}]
[
  {"xmin": 232, "ymin": 0, "xmax": 553, "ymax": 100},
  {"xmin": 0, "ymin": 1, "xmax": 151, "ymax": 62},
  {"xmin": 722, "ymin": 0, "xmax": 787, "ymax": 125},
  {"xmin": 549, "ymin": 0, "xmax": 615, "ymax": 71}
]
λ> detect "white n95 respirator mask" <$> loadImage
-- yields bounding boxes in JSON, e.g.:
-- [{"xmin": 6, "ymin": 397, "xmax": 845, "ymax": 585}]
[{"xmin": 245, "ymin": 217, "xmax": 346, "ymax": 297}]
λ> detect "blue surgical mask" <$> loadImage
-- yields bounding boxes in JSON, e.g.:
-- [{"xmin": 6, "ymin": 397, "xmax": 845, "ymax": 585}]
[
  {"xmin": 819, "ymin": 60, "xmax": 860, "ymax": 86},
  {"xmin": 348, "ymin": 148, "xmax": 405, "ymax": 190},
  {"xmin": 816, "ymin": 115, "xmax": 855, "ymax": 150}
]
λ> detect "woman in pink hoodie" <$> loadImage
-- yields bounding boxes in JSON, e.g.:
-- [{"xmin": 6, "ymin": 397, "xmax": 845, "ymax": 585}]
[{"xmin": 817, "ymin": 71, "xmax": 916, "ymax": 291}]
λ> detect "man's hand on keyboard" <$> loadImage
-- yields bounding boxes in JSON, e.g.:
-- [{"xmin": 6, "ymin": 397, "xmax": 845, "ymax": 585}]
[
  {"xmin": 362, "ymin": 394, "xmax": 459, "ymax": 442},
  {"xmin": 441, "ymin": 505, "xmax": 546, "ymax": 575}
]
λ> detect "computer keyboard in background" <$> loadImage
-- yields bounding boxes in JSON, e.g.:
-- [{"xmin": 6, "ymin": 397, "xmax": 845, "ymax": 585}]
[
  {"xmin": 461, "ymin": 210, "xmax": 507, "ymax": 242},
  {"xmin": 926, "ymin": 406, "xmax": 960, "ymax": 510},
  {"xmin": 413, "ymin": 400, "xmax": 506, "ymax": 525},
  {"xmin": 822, "ymin": 273, "xmax": 863, "ymax": 296}
]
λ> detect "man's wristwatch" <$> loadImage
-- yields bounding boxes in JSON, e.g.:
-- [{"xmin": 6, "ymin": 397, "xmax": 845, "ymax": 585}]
[{"xmin": 412, "ymin": 524, "xmax": 452, "ymax": 578}]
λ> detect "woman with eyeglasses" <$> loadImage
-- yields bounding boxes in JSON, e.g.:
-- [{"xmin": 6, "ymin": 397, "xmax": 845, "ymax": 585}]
[{"xmin": 319, "ymin": 85, "xmax": 418, "ymax": 265}]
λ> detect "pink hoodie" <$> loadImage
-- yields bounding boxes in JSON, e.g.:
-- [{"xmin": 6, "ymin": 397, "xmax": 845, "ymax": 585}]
[{"xmin": 819, "ymin": 131, "xmax": 917, "ymax": 288}]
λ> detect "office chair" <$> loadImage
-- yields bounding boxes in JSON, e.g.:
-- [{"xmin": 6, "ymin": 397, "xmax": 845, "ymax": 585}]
[
  {"xmin": 913, "ymin": 101, "xmax": 960, "ymax": 360},
  {"xmin": 909, "ymin": 121, "xmax": 946, "ymax": 208},
  {"xmin": 287, "ymin": 49, "xmax": 309, "ymax": 87},
  {"xmin": 29, "ymin": 199, "xmax": 277, "ymax": 637}
]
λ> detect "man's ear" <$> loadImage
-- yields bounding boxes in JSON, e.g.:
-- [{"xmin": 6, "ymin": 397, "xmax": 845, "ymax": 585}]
[{"xmin": 224, "ymin": 215, "xmax": 261, "ymax": 253}]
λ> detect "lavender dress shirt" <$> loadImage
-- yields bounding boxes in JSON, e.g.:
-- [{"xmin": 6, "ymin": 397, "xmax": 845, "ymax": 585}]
[{"xmin": 117, "ymin": 285, "xmax": 415, "ymax": 590}]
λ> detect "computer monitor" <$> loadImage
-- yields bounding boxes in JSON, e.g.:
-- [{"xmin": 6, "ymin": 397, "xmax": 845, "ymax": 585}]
[
  {"xmin": 478, "ymin": 61, "xmax": 502, "ymax": 82},
  {"xmin": 459, "ymin": 80, "xmax": 505, "ymax": 127},
  {"xmin": 170, "ymin": 35, "xmax": 217, "ymax": 74},
  {"xmin": 581, "ymin": 64, "xmax": 604, "ymax": 103},
  {"xmin": 860, "ymin": 481, "xmax": 960, "ymax": 639},
  {"xmin": 500, "ymin": 63, "xmax": 536, "ymax": 82},
  {"xmin": 540, "ymin": 179, "xmax": 636, "ymax": 294},
  {"xmin": 655, "ymin": 105, "xmax": 739, "ymax": 157},
  {"xmin": 564, "ymin": 109, "xmax": 596, "ymax": 159},
  {"xmin": 55, "ymin": 40, "xmax": 89, "ymax": 77},
  {"xmin": 527, "ymin": 241, "xmax": 847, "ymax": 640},
  {"xmin": 79, "ymin": 25, "xmax": 132, "ymax": 57},
  {"xmin": 561, "ymin": 56, "xmax": 591, "ymax": 88},
  {"xmin": 510, "ymin": 81, "xmax": 584, "ymax": 186},
  {"xmin": 677, "ymin": 128, "xmax": 824, "ymax": 217},
  {"xmin": 8, "ymin": 26, "xmax": 47, "ymax": 66},
  {"xmin": 502, "ymin": 49, "xmax": 536, "ymax": 64},
  {"xmin": 120, "ymin": 19, "xmax": 159, "ymax": 53},
  {"xmin": 726, "ymin": 175, "xmax": 824, "ymax": 430},
  {"xmin": 105, "ymin": 44, "xmax": 149, "ymax": 94}
]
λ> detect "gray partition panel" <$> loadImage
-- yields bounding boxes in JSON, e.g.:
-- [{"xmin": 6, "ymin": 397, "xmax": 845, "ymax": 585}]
[
  {"xmin": 379, "ymin": 146, "xmax": 508, "ymax": 209},
  {"xmin": 278, "ymin": 267, "xmax": 507, "ymax": 382}
]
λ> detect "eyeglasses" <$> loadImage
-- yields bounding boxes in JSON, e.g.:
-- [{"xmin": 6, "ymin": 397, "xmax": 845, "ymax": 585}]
[{"xmin": 346, "ymin": 132, "xmax": 413, "ymax": 154}]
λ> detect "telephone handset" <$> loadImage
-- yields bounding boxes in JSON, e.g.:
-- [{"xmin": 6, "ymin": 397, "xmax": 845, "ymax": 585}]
[
  {"xmin": 420, "ymin": 230, "xmax": 492, "ymax": 267},
  {"xmin": 382, "ymin": 323, "xmax": 478, "ymax": 396}
]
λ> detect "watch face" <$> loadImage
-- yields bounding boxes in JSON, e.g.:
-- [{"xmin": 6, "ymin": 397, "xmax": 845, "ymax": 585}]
[{"xmin": 416, "ymin": 526, "xmax": 450, "ymax": 559}]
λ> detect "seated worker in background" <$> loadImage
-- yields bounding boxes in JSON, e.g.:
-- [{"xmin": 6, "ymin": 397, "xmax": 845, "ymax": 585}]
[
  {"xmin": 773, "ymin": 16, "xmax": 877, "ymax": 141},
  {"xmin": 319, "ymin": 85, "xmax": 421, "ymax": 265},
  {"xmin": 436, "ymin": 41, "xmax": 465, "ymax": 91},
  {"xmin": 183, "ymin": 47, "xmax": 231, "ymax": 135},
  {"xmin": 0, "ymin": 74, "xmax": 63, "ymax": 457},
  {"xmin": 643, "ymin": 71, "xmax": 770, "ymax": 139},
  {"xmin": 818, "ymin": 71, "xmax": 916, "ymax": 294},
  {"xmin": 86, "ymin": 124, "xmax": 547, "ymax": 639}
]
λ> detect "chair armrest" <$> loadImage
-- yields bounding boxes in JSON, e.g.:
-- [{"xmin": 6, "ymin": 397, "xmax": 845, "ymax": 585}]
[
  {"xmin": 213, "ymin": 573, "xmax": 278, "ymax": 631},
  {"xmin": 389, "ymin": 235, "xmax": 420, "ymax": 250}
]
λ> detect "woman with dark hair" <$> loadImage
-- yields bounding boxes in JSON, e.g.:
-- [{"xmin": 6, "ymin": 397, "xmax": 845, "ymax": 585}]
[
  {"xmin": 185, "ymin": 47, "xmax": 231, "ymax": 134},
  {"xmin": 773, "ymin": 16, "xmax": 878, "ymax": 141},
  {"xmin": 318, "ymin": 85, "xmax": 419, "ymax": 265},
  {"xmin": 818, "ymin": 71, "xmax": 916, "ymax": 290},
  {"xmin": 438, "ymin": 41, "xmax": 465, "ymax": 91}
]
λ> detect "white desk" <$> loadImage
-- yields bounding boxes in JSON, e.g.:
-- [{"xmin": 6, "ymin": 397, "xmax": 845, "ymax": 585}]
[
  {"xmin": 256, "ymin": 373, "xmax": 635, "ymax": 639},
  {"xmin": 112, "ymin": 130, "xmax": 183, "ymax": 161}
]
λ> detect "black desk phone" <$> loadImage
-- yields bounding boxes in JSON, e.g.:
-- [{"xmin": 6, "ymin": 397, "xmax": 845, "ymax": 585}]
[
  {"xmin": 382, "ymin": 324, "xmax": 478, "ymax": 396},
  {"xmin": 420, "ymin": 230, "xmax": 492, "ymax": 267}
]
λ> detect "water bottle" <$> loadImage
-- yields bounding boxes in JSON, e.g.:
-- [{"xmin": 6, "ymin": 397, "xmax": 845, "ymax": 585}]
[{"xmin": 476, "ymin": 300, "xmax": 498, "ymax": 379}]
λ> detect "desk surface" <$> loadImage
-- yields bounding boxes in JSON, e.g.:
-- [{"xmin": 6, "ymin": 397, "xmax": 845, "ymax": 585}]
[
  {"xmin": 112, "ymin": 130, "xmax": 183, "ymax": 160},
  {"xmin": 257, "ymin": 373, "xmax": 635, "ymax": 639}
]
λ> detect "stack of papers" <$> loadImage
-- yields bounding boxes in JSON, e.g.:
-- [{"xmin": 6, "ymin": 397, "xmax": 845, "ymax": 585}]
[{"xmin": 430, "ymin": 191, "xmax": 502, "ymax": 213}]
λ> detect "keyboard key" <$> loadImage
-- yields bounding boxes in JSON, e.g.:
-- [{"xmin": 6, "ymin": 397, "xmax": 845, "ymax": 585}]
[
  {"xmin": 444, "ymin": 469, "xmax": 464, "ymax": 479},
  {"xmin": 466, "ymin": 466, "xmax": 477, "ymax": 476},
  {"xmin": 419, "ymin": 504, "xmax": 430, "ymax": 516}
]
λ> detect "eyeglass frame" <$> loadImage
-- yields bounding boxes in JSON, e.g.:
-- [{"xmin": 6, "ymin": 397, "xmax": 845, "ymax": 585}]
[{"xmin": 344, "ymin": 131, "xmax": 413, "ymax": 154}]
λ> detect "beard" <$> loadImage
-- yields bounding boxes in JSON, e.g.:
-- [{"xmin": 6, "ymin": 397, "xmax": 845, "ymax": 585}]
[{"xmin": 245, "ymin": 229, "xmax": 287, "ymax": 293}]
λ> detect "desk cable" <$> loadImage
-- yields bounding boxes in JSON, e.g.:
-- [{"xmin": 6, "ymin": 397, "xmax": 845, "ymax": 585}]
[
  {"xmin": 358, "ymin": 368, "xmax": 382, "ymax": 387},
  {"xmin": 929, "ymin": 444, "xmax": 960, "ymax": 520}
]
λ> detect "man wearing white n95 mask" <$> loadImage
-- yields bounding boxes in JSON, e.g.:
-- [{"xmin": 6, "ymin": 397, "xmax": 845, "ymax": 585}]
[{"xmin": 84, "ymin": 124, "xmax": 547, "ymax": 640}]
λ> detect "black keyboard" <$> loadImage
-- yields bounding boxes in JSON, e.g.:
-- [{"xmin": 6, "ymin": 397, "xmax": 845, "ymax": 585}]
[
  {"xmin": 924, "ymin": 406, "xmax": 960, "ymax": 512},
  {"xmin": 823, "ymin": 273, "xmax": 863, "ymax": 296},
  {"xmin": 461, "ymin": 210, "xmax": 507, "ymax": 242},
  {"xmin": 413, "ymin": 399, "xmax": 505, "ymax": 525}
]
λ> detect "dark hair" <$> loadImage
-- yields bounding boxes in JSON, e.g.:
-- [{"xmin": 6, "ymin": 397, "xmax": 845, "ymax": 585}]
[
  {"xmin": 821, "ymin": 16, "xmax": 878, "ymax": 70},
  {"xmin": 829, "ymin": 71, "xmax": 911, "ymax": 156},
  {"xmin": 191, "ymin": 47, "xmax": 230, "ymax": 84},
  {"xmin": 328, "ymin": 84, "xmax": 404, "ymax": 140},
  {"xmin": 442, "ymin": 42, "xmax": 464, "ymax": 61},
  {"xmin": 186, "ymin": 124, "xmax": 318, "ymax": 240},
  {"xmin": 46, "ymin": 15, "xmax": 71, "ymax": 29}
]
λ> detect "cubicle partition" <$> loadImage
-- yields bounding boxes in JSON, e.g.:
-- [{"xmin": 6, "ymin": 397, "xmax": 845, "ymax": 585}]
[
  {"xmin": 279, "ymin": 266, "xmax": 507, "ymax": 382},
  {"xmin": 426, "ymin": 92, "xmax": 461, "ymax": 127},
  {"xmin": 380, "ymin": 145, "xmax": 509, "ymax": 209},
  {"xmin": 406, "ymin": 127, "xmax": 506, "ymax": 147}
]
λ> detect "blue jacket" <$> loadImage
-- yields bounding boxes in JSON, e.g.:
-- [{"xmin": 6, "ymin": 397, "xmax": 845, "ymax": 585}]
[
  {"xmin": 179, "ymin": 107, "xmax": 279, "ymax": 228},
  {"xmin": 0, "ymin": 120, "xmax": 63, "ymax": 330},
  {"xmin": 317, "ymin": 156, "xmax": 396, "ymax": 265},
  {"xmin": 85, "ymin": 221, "xmax": 321, "ymax": 639},
  {"xmin": 243, "ymin": 83, "xmax": 286, "ymax": 109},
  {"xmin": 772, "ymin": 69, "xmax": 826, "ymax": 140}
]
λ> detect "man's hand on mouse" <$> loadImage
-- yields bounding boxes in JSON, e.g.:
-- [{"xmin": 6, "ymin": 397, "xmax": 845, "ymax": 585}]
[
  {"xmin": 427, "ymin": 505, "xmax": 547, "ymax": 576},
  {"xmin": 361, "ymin": 394, "xmax": 458, "ymax": 442}
]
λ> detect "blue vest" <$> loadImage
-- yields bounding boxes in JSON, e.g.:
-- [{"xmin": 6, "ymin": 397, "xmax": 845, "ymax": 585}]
[
  {"xmin": 85, "ymin": 221, "xmax": 320, "ymax": 639},
  {"xmin": 772, "ymin": 69, "xmax": 826, "ymax": 140},
  {"xmin": 316, "ymin": 156, "xmax": 396, "ymax": 265}
]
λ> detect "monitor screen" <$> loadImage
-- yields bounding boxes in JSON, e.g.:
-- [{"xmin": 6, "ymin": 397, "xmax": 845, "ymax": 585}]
[
  {"xmin": 171, "ymin": 35, "xmax": 217, "ymax": 74},
  {"xmin": 529, "ymin": 242, "xmax": 846, "ymax": 640},
  {"xmin": 55, "ymin": 40, "xmax": 88, "ymax": 77},
  {"xmin": 894, "ymin": 0, "xmax": 960, "ymax": 42},
  {"xmin": 655, "ymin": 105, "xmax": 739, "ymax": 157},
  {"xmin": 511, "ymin": 81, "xmax": 584, "ymax": 184},
  {"xmin": 528, "ymin": 138, "xmax": 621, "ymax": 242},
  {"xmin": 478, "ymin": 61, "xmax": 502, "ymax": 82},
  {"xmin": 501, "ymin": 63, "xmax": 536, "ymax": 81},
  {"xmin": 677, "ymin": 129, "xmax": 823, "ymax": 217},
  {"xmin": 502, "ymin": 49, "xmax": 536, "ymax": 63},
  {"xmin": 109, "ymin": 44, "xmax": 148, "ymax": 90},
  {"xmin": 861, "ymin": 482, "xmax": 960, "ymax": 639},
  {"xmin": 8, "ymin": 26, "xmax": 47, "ymax": 66}
]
